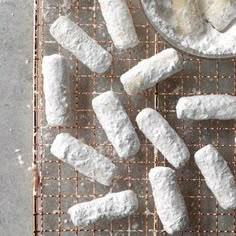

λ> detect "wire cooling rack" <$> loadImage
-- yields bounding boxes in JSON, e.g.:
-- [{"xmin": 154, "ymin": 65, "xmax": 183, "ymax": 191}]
[{"xmin": 33, "ymin": 0, "xmax": 236, "ymax": 235}]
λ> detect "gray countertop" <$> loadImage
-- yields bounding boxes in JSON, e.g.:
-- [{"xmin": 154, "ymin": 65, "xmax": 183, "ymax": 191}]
[{"xmin": 0, "ymin": 0, "xmax": 32, "ymax": 235}]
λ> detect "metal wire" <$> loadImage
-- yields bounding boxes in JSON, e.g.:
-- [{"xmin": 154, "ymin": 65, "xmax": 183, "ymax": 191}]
[{"xmin": 33, "ymin": 0, "xmax": 236, "ymax": 235}]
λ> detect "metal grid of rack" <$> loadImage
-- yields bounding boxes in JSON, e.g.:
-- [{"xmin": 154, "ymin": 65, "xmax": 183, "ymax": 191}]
[{"xmin": 33, "ymin": 0, "xmax": 236, "ymax": 235}]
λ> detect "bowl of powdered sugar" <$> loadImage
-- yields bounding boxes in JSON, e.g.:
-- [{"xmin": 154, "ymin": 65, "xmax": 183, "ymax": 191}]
[{"xmin": 141, "ymin": 0, "xmax": 236, "ymax": 59}]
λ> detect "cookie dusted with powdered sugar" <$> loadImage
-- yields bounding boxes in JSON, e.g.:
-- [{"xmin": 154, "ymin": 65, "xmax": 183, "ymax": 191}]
[
  {"xmin": 50, "ymin": 16, "xmax": 112, "ymax": 73},
  {"xmin": 176, "ymin": 95, "xmax": 236, "ymax": 120},
  {"xmin": 172, "ymin": 0, "xmax": 204, "ymax": 36},
  {"xmin": 136, "ymin": 108, "xmax": 190, "ymax": 169},
  {"xmin": 205, "ymin": 0, "xmax": 236, "ymax": 32},
  {"xmin": 98, "ymin": 0, "xmax": 139, "ymax": 49},
  {"xmin": 51, "ymin": 133, "xmax": 118, "ymax": 186},
  {"xmin": 195, "ymin": 144, "xmax": 236, "ymax": 210},
  {"xmin": 68, "ymin": 190, "xmax": 138, "ymax": 226},
  {"xmin": 92, "ymin": 91, "xmax": 140, "ymax": 160},
  {"xmin": 42, "ymin": 54, "xmax": 72, "ymax": 126},
  {"xmin": 120, "ymin": 49, "xmax": 183, "ymax": 95},
  {"xmin": 149, "ymin": 167, "xmax": 189, "ymax": 234}
]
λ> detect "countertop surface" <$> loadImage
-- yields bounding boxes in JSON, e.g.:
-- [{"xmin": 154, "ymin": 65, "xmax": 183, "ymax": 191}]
[{"xmin": 0, "ymin": 0, "xmax": 32, "ymax": 235}]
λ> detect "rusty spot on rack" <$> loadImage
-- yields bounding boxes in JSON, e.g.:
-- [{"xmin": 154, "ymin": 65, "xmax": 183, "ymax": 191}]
[{"xmin": 33, "ymin": 163, "xmax": 40, "ymax": 196}]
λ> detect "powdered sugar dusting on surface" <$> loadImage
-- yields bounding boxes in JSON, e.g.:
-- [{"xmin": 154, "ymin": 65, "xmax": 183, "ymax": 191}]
[
  {"xmin": 17, "ymin": 155, "xmax": 24, "ymax": 165},
  {"xmin": 142, "ymin": 0, "xmax": 236, "ymax": 57}
]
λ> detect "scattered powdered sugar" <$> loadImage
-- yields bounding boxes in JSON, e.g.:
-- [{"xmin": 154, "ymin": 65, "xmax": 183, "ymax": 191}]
[
  {"xmin": 131, "ymin": 222, "xmax": 139, "ymax": 230},
  {"xmin": 52, "ymin": 210, "xmax": 60, "ymax": 214},
  {"xmin": 172, "ymin": 86, "xmax": 181, "ymax": 94},
  {"xmin": 114, "ymin": 233, "xmax": 125, "ymax": 236},
  {"xmin": 142, "ymin": 0, "xmax": 236, "ymax": 57},
  {"xmin": 61, "ymin": 0, "xmax": 78, "ymax": 14},
  {"xmin": 43, "ymin": 131, "xmax": 55, "ymax": 143},
  {"xmin": 38, "ymin": 207, "xmax": 43, "ymax": 212},
  {"xmin": 17, "ymin": 155, "xmax": 24, "ymax": 165},
  {"xmin": 14, "ymin": 149, "xmax": 25, "ymax": 165},
  {"xmin": 192, "ymin": 88, "xmax": 197, "ymax": 94},
  {"xmin": 144, "ymin": 208, "xmax": 152, "ymax": 216}
]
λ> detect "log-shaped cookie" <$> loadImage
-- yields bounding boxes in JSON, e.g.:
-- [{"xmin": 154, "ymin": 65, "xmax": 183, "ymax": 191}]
[
  {"xmin": 120, "ymin": 48, "xmax": 183, "ymax": 95},
  {"xmin": 98, "ymin": 0, "xmax": 139, "ymax": 49},
  {"xmin": 149, "ymin": 167, "xmax": 189, "ymax": 234},
  {"xmin": 172, "ymin": 0, "xmax": 204, "ymax": 36},
  {"xmin": 198, "ymin": 0, "xmax": 215, "ymax": 13},
  {"xmin": 42, "ymin": 54, "xmax": 72, "ymax": 126},
  {"xmin": 195, "ymin": 144, "xmax": 236, "ymax": 210},
  {"xmin": 68, "ymin": 190, "xmax": 138, "ymax": 226},
  {"xmin": 50, "ymin": 16, "xmax": 112, "ymax": 73},
  {"xmin": 176, "ymin": 95, "xmax": 236, "ymax": 120},
  {"xmin": 92, "ymin": 91, "xmax": 140, "ymax": 159},
  {"xmin": 51, "ymin": 133, "xmax": 118, "ymax": 186},
  {"xmin": 205, "ymin": 0, "xmax": 236, "ymax": 31},
  {"xmin": 136, "ymin": 108, "xmax": 190, "ymax": 169}
]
